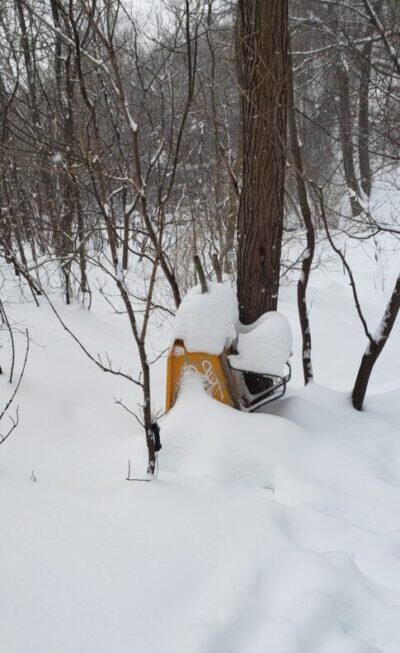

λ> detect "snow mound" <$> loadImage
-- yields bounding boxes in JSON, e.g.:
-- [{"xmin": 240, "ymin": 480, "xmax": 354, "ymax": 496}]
[
  {"xmin": 173, "ymin": 282, "xmax": 238, "ymax": 354},
  {"xmin": 161, "ymin": 378, "xmax": 400, "ymax": 652},
  {"xmin": 230, "ymin": 312, "xmax": 292, "ymax": 376},
  {"xmin": 161, "ymin": 372, "xmax": 301, "ymax": 486},
  {"xmin": 2, "ymin": 242, "xmax": 400, "ymax": 653}
]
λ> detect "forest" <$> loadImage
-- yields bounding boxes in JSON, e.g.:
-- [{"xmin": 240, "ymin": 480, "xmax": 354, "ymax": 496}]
[{"xmin": 1, "ymin": 1, "xmax": 400, "ymax": 652}]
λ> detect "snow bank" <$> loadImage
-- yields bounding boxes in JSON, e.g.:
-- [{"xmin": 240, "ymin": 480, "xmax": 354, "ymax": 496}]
[
  {"xmin": 2, "ymin": 235, "xmax": 400, "ymax": 653},
  {"xmin": 173, "ymin": 282, "xmax": 238, "ymax": 354},
  {"xmin": 230, "ymin": 312, "xmax": 292, "ymax": 376},
  {"xmin": 161, "ymin": 377, "xmax": 400, "ymax": 652}
]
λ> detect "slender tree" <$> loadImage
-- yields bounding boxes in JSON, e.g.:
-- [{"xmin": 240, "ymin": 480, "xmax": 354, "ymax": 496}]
[
  {"xmin": 352, "ymin": 274, "xmax": 400, "ymax": 411},
  {"xmin": 288, "ymin": 51, "xmax": 315, "ymax": 385}
]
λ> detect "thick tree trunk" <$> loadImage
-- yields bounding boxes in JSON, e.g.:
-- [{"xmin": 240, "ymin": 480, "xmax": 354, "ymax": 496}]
[
  {"xmin": 236, "ymin": 0, "xmax": 288, "ymax": 324},
  {"xmin": 352, "ymin": 274, "xmax": 400, "ymax": 410}
]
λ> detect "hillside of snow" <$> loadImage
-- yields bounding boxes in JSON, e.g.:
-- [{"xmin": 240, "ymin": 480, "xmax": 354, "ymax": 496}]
[{"xmin": 1, "ymin": 236, "xmax": 400, "ymax": 653}]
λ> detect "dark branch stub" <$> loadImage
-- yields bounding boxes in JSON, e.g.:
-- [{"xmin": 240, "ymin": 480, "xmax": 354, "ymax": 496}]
[{"xmin": 193, "ymin": 254, "xmax": 208, "ymax": 294}]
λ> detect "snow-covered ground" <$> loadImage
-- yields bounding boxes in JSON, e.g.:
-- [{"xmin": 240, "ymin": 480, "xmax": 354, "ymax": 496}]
[{"xmin": 1, "ymin": 236, "xmax": 399, "ymax": 652}]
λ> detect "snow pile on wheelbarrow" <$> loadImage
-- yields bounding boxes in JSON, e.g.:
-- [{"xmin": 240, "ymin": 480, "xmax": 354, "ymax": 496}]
[
  {"xmin": 173, "ymin": 281, "xmax": 292, "ymax": 377},
  {"xmin": 230, "ymin": 312, "xmax": 292, "ymax": 377},
  {"xmin": 173, "ymin": 282, "xmax": 238, "ymax": 354}
]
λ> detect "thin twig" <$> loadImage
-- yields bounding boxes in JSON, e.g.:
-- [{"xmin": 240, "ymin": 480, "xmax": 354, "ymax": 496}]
[
  {"xmin": 0, "ymin": 298, "xmax": 15, "ymax": 383},
  {"xmin": 0, "ymin": 329, "xmax": 30, "ymax": 446},
  {"xmin": 313, "ymin": 184, "xmax": 375, "ymax": 345}
]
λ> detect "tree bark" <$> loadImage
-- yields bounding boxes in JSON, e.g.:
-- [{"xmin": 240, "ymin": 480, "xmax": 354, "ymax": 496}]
[
  {"xmin": 352, "ymin": 274, "xmax": 400, "ymax": 410},
  {"xmin": 358, "ymin": 39, "xmax": 373, "ymax": 198},
  {"xmin": 236, "ymin": 0, "xmax": 288, "ymax": 324},
  {"xmin": 288, "ymin": 51, "xmax": 315, "ymax": 385},
  {"xmin": 358, "ymin": 0, "xmax": 382, "ymax": 198},
  {"xmin": 335, "ymin": 53, "xmax": 362, "ymax": 216}
]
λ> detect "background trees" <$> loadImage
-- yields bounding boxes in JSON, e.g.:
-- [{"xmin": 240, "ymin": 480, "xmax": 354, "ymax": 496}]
[{"xmin": 0, "ymin": 0, "xmax": 399, "ymax": 420}]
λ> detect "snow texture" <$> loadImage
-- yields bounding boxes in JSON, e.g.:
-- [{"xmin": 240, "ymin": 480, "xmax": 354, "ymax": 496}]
[
  {"xmin": 230, "ymin": 312, "xmax": 292, "ymax": 376},
  {"xmin": 173, "ymin": 281, "xmax": 238, "ymax": 354},
  {"xmin": 1, "ymin": 233, "xmax": 400, "ymax": 653}
]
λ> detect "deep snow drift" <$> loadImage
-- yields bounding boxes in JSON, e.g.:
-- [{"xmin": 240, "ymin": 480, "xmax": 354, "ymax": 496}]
[
  {"xmin": 1, "ymin": 236, "xmax": 400, "ymax": 652},
  {"xmin": 162, "ymin": 377, "xmax": 400, "ymax": 652}
]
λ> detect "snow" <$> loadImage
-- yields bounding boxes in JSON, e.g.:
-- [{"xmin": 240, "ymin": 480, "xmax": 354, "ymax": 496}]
[
  {"xmin": 173, "ymin": 283, "xmax": 292, "ymax": 378},
  {"xmin": 230, "ymin": 312, "xmax": 292, "ymax": 376},
  {"xmin": 124, "ymin": 100, "xmax": 138, "ymax": 133},
  {"xmin": 173, "ymin": 281, "xmax": 238, "ymax": 354},
  {"xmin": 162, "ymin": 377, "xmax": 400, "ymax": 652},
  {"xmin": 1, "ymin": 234, "xmax": 400, "ymax": 652},
  {"xmin": 51, "ymin": 152, "xmax": 64, "ymax": 164}
]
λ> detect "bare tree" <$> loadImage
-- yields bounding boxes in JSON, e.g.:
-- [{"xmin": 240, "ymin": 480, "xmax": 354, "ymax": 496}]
[
  {"xmin": 352, "ymin": 274, "xmax": 400, "ymax": 410},
  {"xmin": 316, "ymin": 185, "xmax": 399, "ymax": 411},
  {"xmin": 288, "ymin": 50, "xmax": 315, "ymax": 385}
]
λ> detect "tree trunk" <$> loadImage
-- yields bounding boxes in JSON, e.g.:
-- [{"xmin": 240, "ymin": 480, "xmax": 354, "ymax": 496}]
[
  {"xmin": 236, "ymin": 0, "xmax": 288, "ymax": 324},
  {"xmin": 357, "ymin": 0, "xmax": 382, "ymax": 198},
  {"xmin": 358, "ymin": 40, "xmax": 373, "ymax": 197},
  {"xmin": 288, "ymin": 51, "xmax": 315, "ymax": 385},
  {"xmin": 122, "ymin": 186, "xmax": 130, "ymax": 271},
  {"xmin": 352, "ymin": 274, "xmax": 400, "ymax": 410},
  {"xmin": 142, "ymin": 360, "xmax": 156, "ymax": 475},
  {"xmin": 15, "ymin": 0, "xmax": 38, "ymax": 122},
  {"xmin": 75, "ymin": 190, "xmax": 87, "ymax": 294},
  {"xmin": 335, "ymin": 54, "xmax": 362, "ymax": 216}
]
